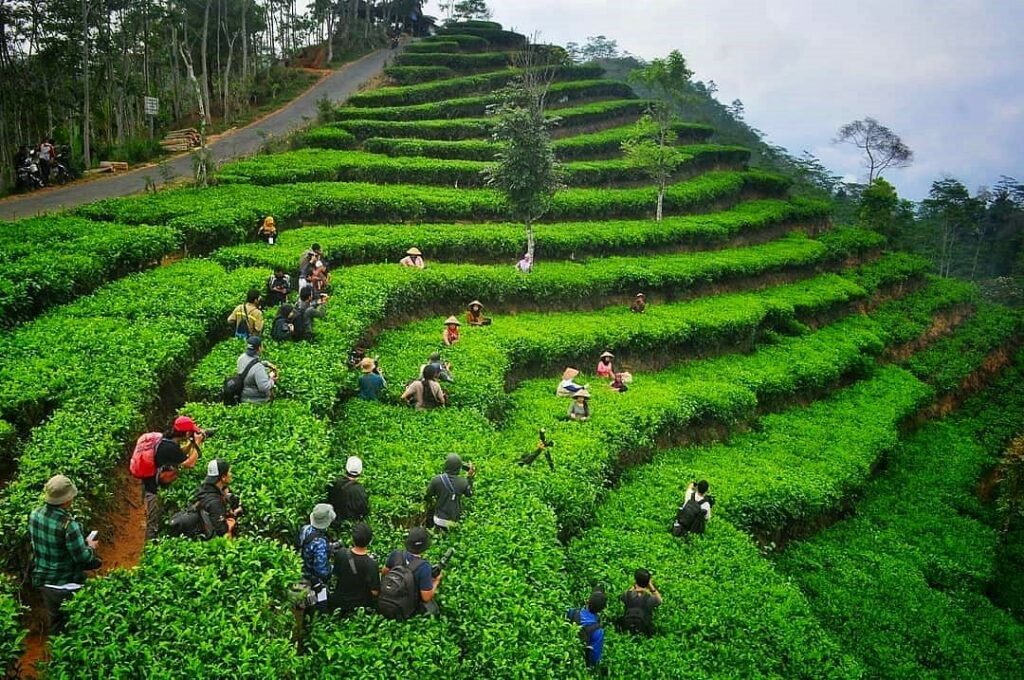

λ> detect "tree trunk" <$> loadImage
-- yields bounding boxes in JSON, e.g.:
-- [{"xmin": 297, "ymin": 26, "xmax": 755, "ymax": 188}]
[
  {"xmin": 525, "ymin": 216, "xmax": 535, "ymax": 265},
  {"xmin": 656, "ymin": 182, "xmax": 665, "ymax": 222},
  {"xmin": 970, "ymin": 235, "xmax": 982, "ymax": 281},
  {"xmin": 200, "ymin": 0, "xmax": 213, "ymax": 124},
  {"xmin": 180, "ymin": 43, "xmax": 208, "ymax": 186},
  {"xmin": 81, "ymin": 0, "xmax": 92, "ymax": 167},
  {"xmin": 241, "ymin": 0, "xmax": 249, "ymax": 79}
]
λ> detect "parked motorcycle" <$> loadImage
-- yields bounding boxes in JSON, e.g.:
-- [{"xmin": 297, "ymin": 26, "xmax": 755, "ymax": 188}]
[
  {"xmin": 16, "ymin": 151, "xmax": 44, "ymax": 191},
  {"xmin": 50, "ymin": 147, "xmax": 74, "ymax": 186}
]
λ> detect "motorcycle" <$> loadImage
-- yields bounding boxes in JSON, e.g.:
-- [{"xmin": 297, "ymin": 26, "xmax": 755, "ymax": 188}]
[
  {"xmin": 50, "ymin": 147, "xmax": 74, "ymax": 186},
  {"xmin": 16, "ymin": 152, "xmax": 44, "ymax": 191}
]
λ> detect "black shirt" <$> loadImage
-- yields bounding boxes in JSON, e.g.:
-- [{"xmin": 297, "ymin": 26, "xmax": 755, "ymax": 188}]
[
  {"xmin": 142, "ymin": 438, "xmax": 187, "ymax": 494},
  {"xmin": 621, "ymin": 589, "xmax": 660, "ymax": 622},
  {"xmin": 327, "ymin": 478, "xmax": 369, "ymax": 521},
  {"xmin": 330, "ymin": 549, "xmax": 381, "ymax": 613}
]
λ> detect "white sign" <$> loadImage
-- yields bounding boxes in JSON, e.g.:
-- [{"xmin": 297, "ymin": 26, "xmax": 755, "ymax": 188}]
[{"xmin": 144, "ymin": 96, "xmax": 159, "ymax": 116}]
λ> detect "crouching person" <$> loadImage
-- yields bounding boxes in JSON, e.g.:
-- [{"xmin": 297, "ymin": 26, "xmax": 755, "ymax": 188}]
[
  {"xmin": 568, "ymin": 587, "xmax": 606, "ymax": 669},
  {"xmin": 298, "ymin": 503, "xmax": 336, "ymax": 611},
  {"xmin": 379, "ymin": 527, "xmax": 441, "ymax": 620},
  {"xmin": 672, "ymin": 480, "xmax": 714, "ymax": 537}
]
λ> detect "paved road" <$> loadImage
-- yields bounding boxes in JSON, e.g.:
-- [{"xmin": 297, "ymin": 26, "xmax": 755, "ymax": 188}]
[{"xmin": 0, "ymin": 47, "xmax": 397, "ymax": 221}]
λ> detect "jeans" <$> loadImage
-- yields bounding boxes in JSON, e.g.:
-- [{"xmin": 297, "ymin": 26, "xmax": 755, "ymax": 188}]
[
  {"xmin": 40, "ymin": 586, "xmax": 78, "ymax": 634},
  {"xmin": 144, "ymin": 490, "xmax": 161, "ymax": 540}
]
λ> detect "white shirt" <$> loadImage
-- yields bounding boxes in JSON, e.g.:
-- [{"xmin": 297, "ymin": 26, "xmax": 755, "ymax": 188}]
[{"xmin": 684, "ymin": 488, "xmax": 712, "ymax": 519}]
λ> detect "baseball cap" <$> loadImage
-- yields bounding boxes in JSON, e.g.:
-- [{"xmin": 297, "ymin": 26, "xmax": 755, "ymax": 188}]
[
  {"xmin": 205, "ymin": 459, "xmax": 230, "ymax": 483},
  {"xmin": 405, "ymin": 526, "xmax": 430, "ymax": 553},
  {"xmin": 247, "ymin": 335, "xmax": 262, "ymax": 349},
  {"xmin": 346, "ymin": 456, "xmax": 363, "ymax": 477},
  {"xmin": 173, "ymin": 416, "xmax": 202, "ymax": 435}
]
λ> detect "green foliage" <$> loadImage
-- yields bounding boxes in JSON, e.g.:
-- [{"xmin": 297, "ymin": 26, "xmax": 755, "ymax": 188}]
[
  {"xmin": 435, "ymin": 26, "xmax": 525, "ymax": 47},
  {"xmin": 858, "ymin": 177, "xmax": 899, "ymax": 237},
  {"xmin": 0, "ymin": 575, "xmax": 24, "ymax": 676},
  {"xmin": 402, "ymin": 40, "xmax": 462, "ymax": 54},
  {"xmin": 420, "ymin": 33, "xmax": 490, "ymax": 49},
  {"xmin": 292, "ymin": 126, "xmax": 356, "ymax": 150},
  {"xmin": 383, "ymin": 65, "xmax": 455, "ymax": 85},
  {"xmin": 395, "ymin": 51, "xmax": 511, "ymax": 70}
]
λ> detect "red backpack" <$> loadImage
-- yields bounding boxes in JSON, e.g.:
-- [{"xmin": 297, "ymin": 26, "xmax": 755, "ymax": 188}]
[{"xmin": 129, "ymin": 432, "xmax": 164, "ymax": 479}]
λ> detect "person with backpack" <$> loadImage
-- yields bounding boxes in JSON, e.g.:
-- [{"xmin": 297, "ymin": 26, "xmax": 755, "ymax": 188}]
[
  {"xmin": 291, "ymin": 286, "xmax": 327, "ymax": 341},
  {"xmin": 192, "ymin": 459, "xmax": 241, "ymax": 538},
  {"xmin": 567, "ymin": 587, "xmax": 606, "ymax": 669},
  {"xmin": 271, "ymin": 304, "xmax": 295, "ymax": 342},
  {"xmin": 400, "ymin": 363, "xmax": 447, "ymax": 410},
  {"xmin": 29, "ymin": 475, "xmax": 102, "ymax": 633},
  {"xmin": 329, "ymin": 522, "xmax": 380, "ymax": 615},
  {"xmin": 357, "ymin": 357, "xmax": 386, "ymax": 400},
  {"xmin": 227, "ymin": 289, "xmax": 264, "ymax": 340},
  {"xmin": 425, "ymin": 454, "xmax": 474, "ymax": 530},
  {"xmin": 327, "ymin": 456, "xmax": 369, "ymax": 522},
  {"xmin": 673, "ymin": 480, "xmax": 714, "ymax": 537},
  {"xmin": 380, "ymin": 527, "xmax": 441, "ymax": 619},
  {"xmin": 266, "ymin": 267, "xmax": 291, "ymax": 306},
  {"xmin": 618, "ymin": 568, "xmax": 661, "ymax": 636},
  {"xmin": 298, "ymin": 503, "xmax": 336, "ymax": 611},
  {"xmin": 298, "ymin": 244, "xmax": 322, "ymax": 292},
  {"xmin": 419, "ymin": 352, "xmax": 453, "ymax": 383},
  {"xmin": 134, "ymin": 416, "xmax": 203, "ymax": 540},
  {"xmin": 236, "ymin": 335, "xmax": 276, "ymax": 404}
]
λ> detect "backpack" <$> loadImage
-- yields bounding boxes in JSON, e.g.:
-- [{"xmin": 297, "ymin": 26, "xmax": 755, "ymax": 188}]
[
  {"xmin": 233, "ymin": 303, "xmax": 252, "ymax": 340},
  {"xmin": 618, "ymin": 592, "xmax": 653, "ymax": 636},
  {"xmin": 166, "ymin": 502, "xmax": 214, "ymax": 539},
  {"xmin": 570, "ymin": 608, "xmax": 602, "ymax": 666},
  {"xmin": 129, "ymin": 432, "xmax": 164, "ymax": 480},
  {"xmin": 329, "ymin": 479, "xmax": 368, "ymax": 521},
  {"xmin": 221, "ymin": 357, "xmax": 260, "ymax": 406},
  {"xmin": 673, "ymin": 494, "xmax": 711, "ymax": 536},
  {"xmin": 378, "ymin": 554, "xmax": 423, "ymax": 621},
  {"xmin": 271, "ymin": 317, "xmax": 292, "ymax": 342},
  {"xmin": 420, "ymin": 379, "xmax": 440, "ymax": 408},
  {"xmin": 299, "ymin": 527, "xmax": 328, "ymax": 584}
]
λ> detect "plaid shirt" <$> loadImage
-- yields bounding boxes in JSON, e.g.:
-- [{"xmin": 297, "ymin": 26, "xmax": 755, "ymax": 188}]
[{"xmin": 28, "ymin": 503, "xmax": 96, "ymax": 587}]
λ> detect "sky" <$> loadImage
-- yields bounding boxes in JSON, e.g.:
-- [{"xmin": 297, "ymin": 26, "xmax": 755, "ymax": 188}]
[{"xmin": 425, "ymin": 0, "xmax": 1024, "ymax": 201}]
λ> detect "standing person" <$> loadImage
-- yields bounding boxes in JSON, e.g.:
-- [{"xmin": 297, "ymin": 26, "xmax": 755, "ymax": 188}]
[
  {"xmin": 298, "ymin": 244, "xmax": 322, "ymax": 292},
  {"xmin": 673, "ymin": 480, "xmax": 714, "ymax": 537},
  {"xmin": 465, "ymin": 300, "xmax": 489, "ymax": 326},
  {"xmin": 596, "ymin": 352, "xmax": 615, "ymax": 378},
  {"xmin": 618, "ymin": 568, "xmax": 662, "ymax": 636},
  {"xmin": 567, "ymin": 588, "xmax": 606, "ymax": 669},
  {"xmin": 28, "ymin": 475, "xmax": 102, "ymax": 633},
  {"xmin": 38, "ymin": 138, "xmax": 55, "ymax": 185},
  {"xmin": 298, "ymin": 503, "xmax": 335, "ymax": 611},
  {"xmin": 401, "ymin": 364, "xmax": 447, "ymax": 410},
  {"xmin": 327, "ymin": 456, "xmax": 369, "ymax": 522},
  {"xmin": 425, "ymin": 454, "xmax": 475, "ymax": 530},
  {"xmin": 442, "ymin": 316, "xmax": 461, "ymax": 346},
  {"xmin": 266, "ymin": 267, "xmax": 291, "ymax": 306},
  {"xmin": 399, "ymin": 247, "xmax": 425, "ymax": 269},
  {"xmin": 357, "ymin": 357, "xmax": 386, "ymax": 400},
  {"xmin": 193, "ymin": 459, "xmax": 241, "ymax": 538},
  {"xmin": 630, "ymin": 293, "xmax": 647, "ymax": 314},
  {"xmin": 329, "ymin": 522, "xmax": 380, "ymax": 615},
  {"xmin": 237, "ymin": 336, "xmax": 276, "ymax": 404},
  {"xmin": 227, "ymin": 289, "xmax": 264, "ymax": 339},
  {"xmin": 139, "ymin": 416, "xmax": 203, "ymax": 540},
  {"xmin": 257, "ymin": 216, "xmax": 277, "ymax": 244},
  {"xmin": 291, "ymin": 286, "xmax": 327, "ymax": 341},
  {"xmin": 380, "ymin": 527, "xmax": 441, "ymax": 619}
]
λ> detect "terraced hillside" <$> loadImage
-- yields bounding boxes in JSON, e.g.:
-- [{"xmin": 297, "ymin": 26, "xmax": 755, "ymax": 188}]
[{"xmin": 1, "ymin": 20, "xmax": 1022, "ymax": 679}]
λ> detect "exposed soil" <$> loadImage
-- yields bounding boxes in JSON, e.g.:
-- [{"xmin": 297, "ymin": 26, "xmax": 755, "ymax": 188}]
[
  {"xmin": 884, "ymin": 304, "xmax": 975, "ymax": 362},
  {"xmin": 94, "ymin": 468, "xmax": 147, "ymax": 575},
  {"xmin": 977, "ymin": 466, "xmax": 1002, "ymax": 503}
]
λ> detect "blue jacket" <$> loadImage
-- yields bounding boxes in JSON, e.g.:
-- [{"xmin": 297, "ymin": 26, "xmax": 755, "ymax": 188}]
[
  {"xmin": 568, "ymin": 607, "xmax": 604, "ymax": 666},
  {"xmin": 298, "ymin": 525, "xmax": 332, "ymax": 583}
]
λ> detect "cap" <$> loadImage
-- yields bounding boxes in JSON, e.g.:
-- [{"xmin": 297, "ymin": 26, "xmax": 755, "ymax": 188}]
[
  {"xmin": 359, "ymin": 357, "xmax": 375, "ymax": 373},
  {"xmin": 44, "ymin": 474, "xmax": 78, "ymax": 505},
  {"xmin": 352, "ymin": 522, "xmax": 373, "ymax": 548},
  {"xmin": 346, "ymin": 456, "xmax": 363, "ymax": 477},
  {"xmin": 247, "ymin": 335, "xmax": 262, "ymax": 349},
  {"xmin": 310, "ymin": 503, "xmax": 336, "ymax": 530},
  {"xmin": 405, "ymin": 526, "xmax": 431, "ymax": 553},
  {"xmin": 444, "ymin": 316, "xmax": 461, "ymax": 326},
  {"xmin": 445, "ymin": 453, "xmax": 462, "ymax": 473},
  {"xmin": 173, "ymin": 416, "xmax": 202, "ymax": 435},
  {"xmin": 205, "ymin": 459, "xmax": 230, "ymax": 483}
]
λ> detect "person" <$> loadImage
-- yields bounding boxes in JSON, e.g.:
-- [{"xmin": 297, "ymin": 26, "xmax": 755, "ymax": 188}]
[
  {"xmin": 399, "ymin": 247, "xmax": 425, "ymax": 269},
  {"xmin": 401, "ymin": 363, "xmax": 447, "ymax": 410},
  {"xmin": 310, "ymin": 260, "xmax": 331, "ymax": 298},
  {"xmin": 298, "ymin": 243, "xmax": 323, "ymax": 292},
  {"xmin": 556, "ymin": 368, "xmax": 586, "ymax": 397},
  {"xmin": 609, "ymin": 372, "xmax": 630, "ymax": 393},
  {"xmin": 618, "ymin": 568, "xmax": 662, "ymax": 636},
  {"xmin": 630, "ymin": 292, "xmax": 647, "ymax": 314},
  {"xmin": 442, "ymin": 316, "xmax": 460, "ymax": 346},
  {"xmin": 38, "ymin": 138, "xmax": 55, "ymax": 185},
  {"xmin": 271, "ymin": 304, "xmax": 295, "ymax": 342},
  {"xmin": 516, "ymin": 252, "xmax": 533, "ymax": 273},
  {"xmin": 258, "ymin": 215, "xmax": 278, "ymax": 244},
  {"xmin": 329, "ymin": 522, "xmax": 381, "ymax": 615},
  {"xmin": 380, "ymin": 527, "xmax": 441, "ymax": 619},
  {"xmin": 266, "ymin": 267, "xmax": 291, "ymax": 306},
  {"xmin": 466, "ymin": 300, "xmax": 489, "ymax": 326},
  {"xmin": 596, "ymin": 351, "xmax": 615, "ymax": 378},
  {"xmin": 673, "ymin": 480, "xmax": 714, "ymax": 537},
  {"xmin": 327, "ymin": 456, "xmax": 370, "ymax": 522},
  {"xmin": 291, "ymin": 286, "xmax": 327, "ymax": 341},
  {"xmin": 28, "ymin": 475, "xmax": 102, "ymax": 633},
  {"xmin": 142, "ymin": 416, "xmax": 203, "ymax": 540},
  {"xmin": 426, "ymin": 454, "xmax": 475, "ymax": 530},
  {"xmin": 568, "ymin": 390, "xmax": 591, "ymax": 421},
  {"xmin": 237, "ymin": 335, "xmax": 276, "ymax": 403},
  {"xmin": 357, "ymin": 357, "xmax": 386, "ymax": 400},
  {"xmin": 567, "ymin": 587, "xmax": 606, "ymax": 669},
  {"xmin": 193, "ymin": 459, "xmax": 241, "ymax": 538},
  {"xmin": 298, "ymin": 503, "xmax": 336, "ymax": 610},
  {"xmin": 227, "ymin": 289, "xmax": 264, "ymax": 339},
  {"xmin": 419, "ymin": 352, "xmax": 454, "ymax": 383}
]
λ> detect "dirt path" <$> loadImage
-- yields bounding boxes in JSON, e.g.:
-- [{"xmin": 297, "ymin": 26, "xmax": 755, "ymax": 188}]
[{"xmin": 0, "ymin": 46, "xmax": 400, "ymax": 221}]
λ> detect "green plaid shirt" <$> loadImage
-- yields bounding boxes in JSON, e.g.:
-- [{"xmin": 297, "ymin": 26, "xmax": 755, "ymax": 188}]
[{"xmin": 28, "ymin": 503, "xmax": 96, "ymax": 587}]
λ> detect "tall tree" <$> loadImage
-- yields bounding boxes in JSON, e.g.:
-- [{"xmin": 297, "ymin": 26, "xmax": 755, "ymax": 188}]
[
  {"xmin": 858, "ymin": 177, "xmax": 899, "ymax": 239},
  {"xmin": 834, "ymin": 117, "xmax": 913, "ymax": 183},
  {"xmin": 921, "ymin": 177, "xmax": 983, "ymax": 278},
  {"xmin": 451, "ymin": 0, "xmax": 489, "ymax": 21}
]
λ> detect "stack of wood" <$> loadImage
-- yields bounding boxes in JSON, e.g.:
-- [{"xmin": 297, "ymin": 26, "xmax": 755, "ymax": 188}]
[
  {"xmin": 159, "ymin": 128, "xmax": 201, "ymax": 152},
  {"xmin": 85, "ymin": 161, "xmax": 130, "ymax": 175}
]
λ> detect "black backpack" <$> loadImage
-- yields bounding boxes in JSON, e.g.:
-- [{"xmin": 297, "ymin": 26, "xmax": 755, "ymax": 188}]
[
  {"xmin": 221, "ymin": 357, "xmax": 259, "ymax": 406},
  {"xmin": 420, "ymin": 379, "xmax": 440, "ymax": 408},
  {"xmin": 570, "ymin": 608, "xmax": 601, "ymax": 666},
  {"xmin": 673, "ymin": 494, "xmax": 712, "ymax": 536},
  {"xmin": 618, "ymin": 592, "xmax": 653, "ymax": 636},
  {"xmin": 167, "ymin": 502, "xmax": 214, "ymax": 540},
  {"xmin": 378, "ymin": 554, "xmax": 423, "ymax": 620}
]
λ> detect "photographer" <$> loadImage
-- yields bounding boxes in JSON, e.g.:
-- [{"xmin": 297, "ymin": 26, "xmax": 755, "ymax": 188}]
[
  {"xmin": 618, "ymin": 568, "xmax": 661, "ymax": 636},
  {"xmin": 237, "ymin": 335, "xmax": 276, "ymax": 404},
  {"xmin": 137, "ymin": 416, "xmax": 204, "ymax": 540},
  {"xmin": 290, "ymin": 286, "xmax": 327, "ymax": 341},
  {"xmin": 673, "ymin": 480, "xmax": 714, "ymax": 537},
  {"xmin": 380, "ymin": 527, "xmax": 443, "ymax": 619},
  {"xmin": 419, "ymin": 352, "xmax": 454, "ymax": 384},
  {"xmin": 425, "ymin": 454, "xmax": 474, "ymax": 530},
  {"xmin": 298, "ymin": 504, "xmax": 335, "ymax": 611},
  {"xmin": 227, "ymin": 289, "xmax": 264, "ymax": 340},
  {"xmin": 193, "ymin": 459, "xmax": 241, "ymax": 538}
]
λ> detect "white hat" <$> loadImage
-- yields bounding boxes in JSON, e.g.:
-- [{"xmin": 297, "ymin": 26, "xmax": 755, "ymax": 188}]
[
  {"xmin": 310, "ymin": 503, "xmax": 336, "ymax": 530},
  {"xmin": 346, "ymin": 456, "xmax": 363, "ymax": 477}
]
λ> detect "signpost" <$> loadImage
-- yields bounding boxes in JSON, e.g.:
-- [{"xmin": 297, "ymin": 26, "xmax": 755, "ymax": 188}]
[{"xmin": 144, "ymin": 96, "xmax": 159, "ymax": 139}]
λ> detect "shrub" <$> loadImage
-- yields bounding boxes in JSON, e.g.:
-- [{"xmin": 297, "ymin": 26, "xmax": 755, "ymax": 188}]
[
  {"xmin": 395, "ymin": 51, "xmax": 512, "ymax": 70},
  {"xmin": 291, "ymin": 126, "xmax": 356, "ymax": 150},
  {"xmin": 420, "ymin": 33, "xmax": 489, "ymax": 49},
  {"xmin": 0, "ymin": 576, "xmax": 24, "ymax": 677},
  {"xmin": 383, "ymin": 65, "xmax": 455, "ymax": 85}
]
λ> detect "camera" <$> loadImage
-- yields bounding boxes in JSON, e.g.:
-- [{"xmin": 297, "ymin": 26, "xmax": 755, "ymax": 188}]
[{"xmin": 432, "ymin": 547, "xmax": 455, "ymax": 577}]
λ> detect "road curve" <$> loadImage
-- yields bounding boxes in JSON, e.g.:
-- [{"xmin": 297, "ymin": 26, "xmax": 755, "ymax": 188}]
[{"xmin": 0, "ymin": 47, "xmax": 397, "ymax": 221}]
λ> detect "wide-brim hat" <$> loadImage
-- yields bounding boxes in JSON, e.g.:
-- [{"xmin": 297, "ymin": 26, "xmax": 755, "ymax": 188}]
[
  {"xmin": 600, "ymin": 351, "xmax": 614, "ymax": 360},
  {"xmin": 444, "ymin": 316, "xmax": 461, "ymax": 326},
  {"xmin": 310, "ymin": 503, "xmax": 336, "ymax": 530},
  {"xmin": 406, "ymin": 247, "xmax": 422, "ymax": 256},
  {"xmin": 44, "ymin": 475, "xmax": 78, "ymax": 505},
  {"xmin": 468, "ymin": 300, "xmax": 483, "ymax": 309},
  {"xmin": 360, "ymin": 357, "xmax": 375, "ymax": 373},
  {"xmin": 574, "ymin": 389, "xmax": 591, "ymax": 399},
  {"xmin": 562, "ymin": 368, "xmax": 580, "ymax": 380},
  {"xmin": 635, "ymin": 292, "xmax": 646, "ymax": 298}
]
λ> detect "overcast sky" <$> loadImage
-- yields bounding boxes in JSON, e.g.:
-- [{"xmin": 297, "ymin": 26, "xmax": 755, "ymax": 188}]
[{"xmin": 425, "ymin": 0, "xmax": 1024, "ymax": 200}]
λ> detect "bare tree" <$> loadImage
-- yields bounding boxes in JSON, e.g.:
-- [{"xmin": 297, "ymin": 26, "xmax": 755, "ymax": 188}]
[{"xmin": 834, "ymin": 117, "xmax": 913, "ymax": 183}]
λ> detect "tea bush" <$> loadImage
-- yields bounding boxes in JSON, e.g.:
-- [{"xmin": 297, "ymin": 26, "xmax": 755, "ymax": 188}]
[
  {"xmin": 0, "ymin": 576, "xmax": 23, "ymax": 676},
  {"xmin": 383, "ymin": 65, "xmax": 455, "ymax": 85},
  {"xmin": 394, "ymin": 51, "xmax": 513, "ymax": 69}
]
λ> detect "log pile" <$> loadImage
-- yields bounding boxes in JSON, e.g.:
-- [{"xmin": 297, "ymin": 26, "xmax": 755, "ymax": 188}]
[{"xmin": 159, "ymin": 128, "xmax": 201, "ymax": 152}]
